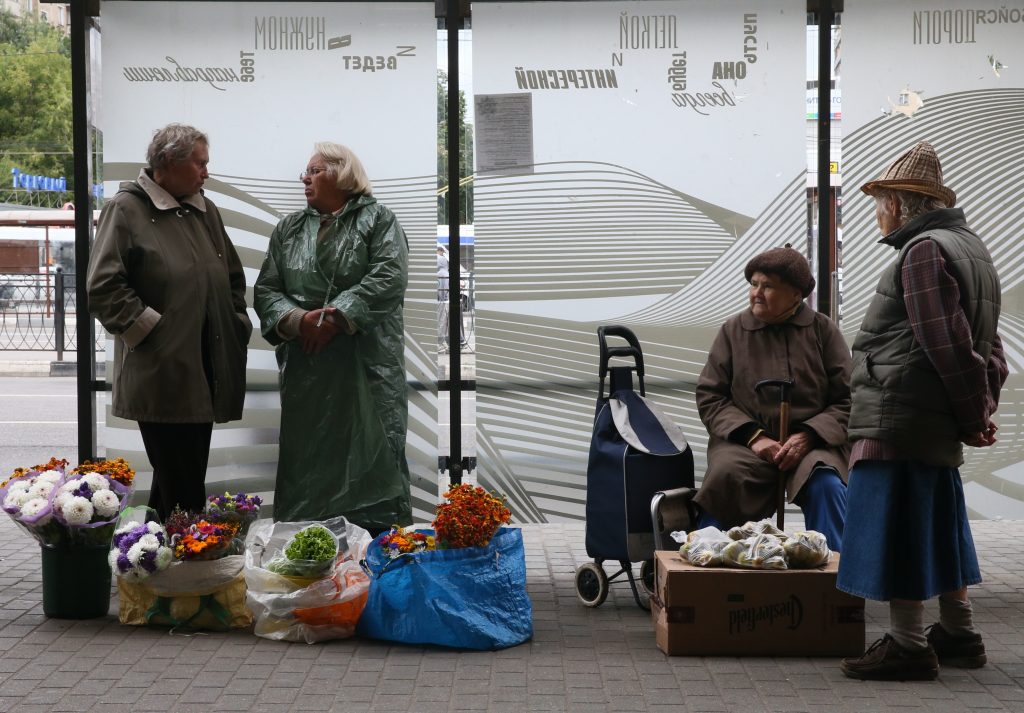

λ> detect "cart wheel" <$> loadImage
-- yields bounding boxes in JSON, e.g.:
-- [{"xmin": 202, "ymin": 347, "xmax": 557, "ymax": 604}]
[
  {"xmin": 639, "ymin": 559, "xmax": 656, "ymax": 600},
  {"xmin": 575, "ymin": 562, "xmax": 609, "ymax": 607}
]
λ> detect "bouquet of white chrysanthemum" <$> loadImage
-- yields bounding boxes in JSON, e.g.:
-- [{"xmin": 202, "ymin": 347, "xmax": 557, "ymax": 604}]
[
  {"xmin": 51, "ymin": 472, "xmax": 132, "ymax": 546},
  {"xmin": 1, "ymin": 458, "xmax": 136, "ymax": 549},
  {"xmin": 109, "ymin": 520, "xmax": 174, "ymax": 580},
  {"xmin": 0, "ymin": 459, "xmax": 70, "ymax": 546}
]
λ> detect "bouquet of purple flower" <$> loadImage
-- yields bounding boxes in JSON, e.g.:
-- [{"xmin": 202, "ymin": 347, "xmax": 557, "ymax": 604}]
[
  {"xmin": 109, "ymin": 521, "xmax": 174, "ymax": 580},
  {"xmin": 205, "ymin": 492, "xmax": 262, "ymax": 535}
]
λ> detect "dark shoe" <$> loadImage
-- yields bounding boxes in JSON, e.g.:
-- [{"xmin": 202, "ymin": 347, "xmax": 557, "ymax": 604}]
[
  {"xmin": 926, "ymin": 623, "xmax": 987, "ymax": 668},
  {"xmin": 841, "ymin": 634, "xmax": 939, "ymax": 681}
]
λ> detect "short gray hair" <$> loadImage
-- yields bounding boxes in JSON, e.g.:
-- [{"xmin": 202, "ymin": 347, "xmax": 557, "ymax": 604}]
[
  {"xmin": 875, "ymin": 187, "xmax": 948, "ymax": 224},
  {"xmin": 314, "ymin": 141, "xmax": 372, "ymax": 196},
  {"xmin": 146, "ymin": 124, "xmax": 208, "ymax": 171}
]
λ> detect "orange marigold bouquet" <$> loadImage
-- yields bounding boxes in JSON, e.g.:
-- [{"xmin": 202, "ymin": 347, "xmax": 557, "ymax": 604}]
[
  {"xmin": 71, "ymin": 458, "xmax": 136, "ymax": 487},
  {"xmin": 432, "ymin": 484, "xmax": 512, "ymax": 549}
]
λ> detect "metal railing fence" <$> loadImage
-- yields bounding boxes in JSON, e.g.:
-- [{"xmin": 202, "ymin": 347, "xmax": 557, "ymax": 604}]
[{"xmin": 0, "ymin": 271, "xmax": 103, "ymax": 355}]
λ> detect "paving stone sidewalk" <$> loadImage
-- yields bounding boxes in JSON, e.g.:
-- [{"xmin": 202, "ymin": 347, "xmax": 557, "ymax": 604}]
[{"xmin": 1, "ymin": 518, "xmax": 1023, "ymax": 713}]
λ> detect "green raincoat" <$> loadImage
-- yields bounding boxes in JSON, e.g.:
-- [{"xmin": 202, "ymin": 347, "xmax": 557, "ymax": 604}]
[{"xmin": 254, "ymin": 195, "xmax": 411, "ymax": 527}]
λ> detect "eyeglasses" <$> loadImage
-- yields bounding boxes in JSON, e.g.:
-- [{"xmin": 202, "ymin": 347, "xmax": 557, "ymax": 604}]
[{"xmin": 299, "ymin": 167, "xmax": 328, "ymax": 180}]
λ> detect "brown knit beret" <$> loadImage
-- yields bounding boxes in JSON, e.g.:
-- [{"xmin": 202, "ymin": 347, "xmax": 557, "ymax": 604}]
[{"xmin": 744, "ymin": 246, "xmax": 816, "ymax": 297}]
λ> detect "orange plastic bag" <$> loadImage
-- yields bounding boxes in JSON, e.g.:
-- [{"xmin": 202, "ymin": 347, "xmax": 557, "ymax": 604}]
[{"xmin": 293, "ymin": 567, "xmax": 369, "ymax": 628}]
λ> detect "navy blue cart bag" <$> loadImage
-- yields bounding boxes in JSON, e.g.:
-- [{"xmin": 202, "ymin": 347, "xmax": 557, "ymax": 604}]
[{"xmin": 575, "ymin": 326, "xmax": 694, "ymax": 609}]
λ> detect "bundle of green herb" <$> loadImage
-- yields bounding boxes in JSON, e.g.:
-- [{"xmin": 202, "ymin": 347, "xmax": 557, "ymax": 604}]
[{"xmin": 266, "ymin": 524, "xmax": 339, "ymax": 578}]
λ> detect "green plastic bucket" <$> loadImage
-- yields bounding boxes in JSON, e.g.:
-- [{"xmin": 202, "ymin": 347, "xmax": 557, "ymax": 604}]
[{"xmin": 41, "ymin": 544, "xmax": 112, "ymax": 619}]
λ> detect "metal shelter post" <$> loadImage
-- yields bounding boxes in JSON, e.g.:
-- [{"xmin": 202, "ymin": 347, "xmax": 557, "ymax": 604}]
[
  {"xmin": 71, "ymin": 0, "xmax": 98, "ymax": 462},
  {"xmin": 444, "ymin": 0, "xmax": 465, "ymax": 486},
  {"xmin": 815, "ymin": 0, "xmax": 835, "ymax": 317}
]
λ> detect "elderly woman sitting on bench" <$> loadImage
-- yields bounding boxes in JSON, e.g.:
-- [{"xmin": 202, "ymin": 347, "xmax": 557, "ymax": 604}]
[{"xmin": 693, "ymin": 247, "xmax": 850, "ymax": 551}]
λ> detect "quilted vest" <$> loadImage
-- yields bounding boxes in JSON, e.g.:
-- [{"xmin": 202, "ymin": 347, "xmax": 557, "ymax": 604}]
[{"xmin": 849, "ymin": 209, "xmax": 1000, "ymax": 466}]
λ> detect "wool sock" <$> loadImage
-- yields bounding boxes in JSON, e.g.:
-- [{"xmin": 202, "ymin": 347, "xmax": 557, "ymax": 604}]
[
  {"xmin": 890, "ymin": 600, "xmax": 928, "ymax": 651},
  {"xmin": 938, "ymin": 593, "xmax": 976, "ymax": 637}
]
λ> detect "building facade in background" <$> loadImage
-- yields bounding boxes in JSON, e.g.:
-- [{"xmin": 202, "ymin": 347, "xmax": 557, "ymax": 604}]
[{"xmin": 1, "ymin": 1, "xmax": 69, "ymax": 34}]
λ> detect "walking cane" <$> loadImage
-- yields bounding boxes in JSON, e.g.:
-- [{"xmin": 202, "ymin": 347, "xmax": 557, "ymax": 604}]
[{"xmin": 754, "ymin": 378, "xmax": 795, "ymax": 529}]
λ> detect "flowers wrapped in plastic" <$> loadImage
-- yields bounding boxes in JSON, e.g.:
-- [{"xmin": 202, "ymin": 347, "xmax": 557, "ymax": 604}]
[
  {"xmin": 109, "ymin": 519, "xmax": 174, "ymax": 580},
  {"xmin": 116, "ymin": 506, "xmax": 250, "ymax": 630},
  {"xmin": 0, "ymin": 459, "xmax": 67, "ymax": 545},
  {"xmin": 204, "ymin": 492, "xmax": 262, "ymax": 536},
  {"xmin": 0, "ymin": 457, "xmax": 135, "ymax": 548},
  {"xmin": 379, "ymin": 526, "xmax": 435, "ymax": 559},
  {"xmin": 1, "ymin": 458, "xmax": 137, "ymax": 619},
  {"xmin": 167, "ymin": 513, "xmax": 243, "ymax": 562}
]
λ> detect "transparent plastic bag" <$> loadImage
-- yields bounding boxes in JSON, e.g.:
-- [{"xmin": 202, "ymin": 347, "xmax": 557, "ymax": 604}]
[
  {"xmin": 726, "ymin": 518, "xmax": 790, "ymax": 542},
  {"xmin": 782, "ymin": 530, "xmax": 831, "ymax": 568},
  {"xmin": 145, "ymin": 555, "xmax": 246, "ymax": 596},
  {"xmin": 118, "ymin": 571, "xmax": 251, "ymax": 630},
  {"xmin": 679, "ymin": 526, "xmax": 733, "ymax": 567},
  {"xmin": 244, "ymin": 516, "xmax": 372, "ymax": 643},
  {"xmin": 721, "ymin": 534, "xmax": 788, "ymax": 570},
  {"xmin": 262, "ymin": 522, "xmax": 342, "ymax": 580}
]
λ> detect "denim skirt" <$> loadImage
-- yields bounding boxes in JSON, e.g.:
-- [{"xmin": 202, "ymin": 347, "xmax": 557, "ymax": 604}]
[{"xmin": 836, "ymin": 460, "xmax": 981, "ymax": 601}]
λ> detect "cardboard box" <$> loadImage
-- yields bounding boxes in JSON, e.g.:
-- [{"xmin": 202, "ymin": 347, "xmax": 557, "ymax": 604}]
[{"xmin": 652, "ymin": 550, "xmax": 864, "ymax": 656}]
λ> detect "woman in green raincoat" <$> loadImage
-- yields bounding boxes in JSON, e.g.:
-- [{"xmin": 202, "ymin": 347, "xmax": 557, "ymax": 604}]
[{"xmin": 254, "ymin": 142, "xmax": 410, "ymax": 530}]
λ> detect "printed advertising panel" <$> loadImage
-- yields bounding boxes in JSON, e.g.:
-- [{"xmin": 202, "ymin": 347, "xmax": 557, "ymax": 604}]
[
  {"xmin": 843, "ymin": 1, "xmax": 1024, "ymax": 518},
  {"xmin": 99, "ymin": 1, "xmax": 438, "ymax": 518},
  {"xmin": 472, "ymin": 1, "xmax": 805, "ymax": 521}
]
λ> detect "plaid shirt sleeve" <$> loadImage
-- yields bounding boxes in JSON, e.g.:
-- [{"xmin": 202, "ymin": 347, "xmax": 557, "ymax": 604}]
[{"xmin": 902, "ymin": 239, "xmax": 1005, "ymax": 435}]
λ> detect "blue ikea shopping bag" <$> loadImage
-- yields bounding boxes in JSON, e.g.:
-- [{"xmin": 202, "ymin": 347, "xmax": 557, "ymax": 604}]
[{"xmin": 357, "ymin": 527, "xmax": 533, "ymax": 650}]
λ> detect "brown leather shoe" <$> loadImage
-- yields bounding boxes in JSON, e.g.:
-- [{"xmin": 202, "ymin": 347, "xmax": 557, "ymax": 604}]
[
  {"xmin": 926, "ymin": 623, "xmax": 987, "ymax": 668},
  {"xmin": 841, "ymin": 634, "xmax": 939, "ymax": 681}
]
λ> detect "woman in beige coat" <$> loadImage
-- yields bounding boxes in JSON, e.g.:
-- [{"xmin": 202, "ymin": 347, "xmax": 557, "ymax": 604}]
[
  {"xmin": 87, "ymin": 124, "xmax": 251, "ymax": 520},
  {"xmin": 693, "ymin": 247, "xmax": 851, "ymax": 550}
]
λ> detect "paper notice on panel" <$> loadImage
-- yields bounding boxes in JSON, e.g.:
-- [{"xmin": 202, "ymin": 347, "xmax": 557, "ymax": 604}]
[{"xmin": 474, "ymin": 93, "xmax": 534, "ymax": 175}]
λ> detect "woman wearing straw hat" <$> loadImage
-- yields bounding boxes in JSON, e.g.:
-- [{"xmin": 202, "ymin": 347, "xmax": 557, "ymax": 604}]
[{"xmin": 838, "ymin": 142, "xmax": 1007, "ymax": 681}]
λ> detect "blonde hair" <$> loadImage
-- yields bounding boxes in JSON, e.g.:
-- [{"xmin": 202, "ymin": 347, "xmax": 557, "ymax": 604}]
[
  {"xmin": 314, "ymin": 142, "xmax": 372, "ymax": 196},
  {"xmin": 147, "ymin": 124, "xmax": 208, "ymax": 171}
]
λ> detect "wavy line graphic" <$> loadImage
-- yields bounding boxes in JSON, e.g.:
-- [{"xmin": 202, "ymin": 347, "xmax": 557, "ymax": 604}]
[
  {"xmin": 98, "ymin": 165, "xmax": 443, "ymax": 520},
  {"xmin": 841, "ymin": 87, "xmax": 1024, "ymax": 518},
  {"xmin": 475, "ymin": 163, "xmax": 804, "ymax": 522}
]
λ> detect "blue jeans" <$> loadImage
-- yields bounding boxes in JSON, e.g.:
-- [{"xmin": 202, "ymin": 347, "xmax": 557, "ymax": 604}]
[{"xmin": 696, "ymin": 466, "xmax": 847, "ymax": 551}]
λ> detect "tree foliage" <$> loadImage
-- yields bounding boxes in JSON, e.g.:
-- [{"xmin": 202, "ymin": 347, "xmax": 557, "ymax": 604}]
[
  {"xmin": 437, "ymin": 70, "xmax": 474, "ymax": 225},
  {"xmin": 0, "ymin": 10, "xmax": 73, "ymax": 205}
]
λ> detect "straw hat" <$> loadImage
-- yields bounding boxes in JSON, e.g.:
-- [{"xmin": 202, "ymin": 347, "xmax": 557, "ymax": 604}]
[
  {"xmin": 860, "ymin": 141, "xmax": 956, "ymax": 207},
  {"xmin": 744, "ymin": 245, "xmax": 816, "ymax": 298}
]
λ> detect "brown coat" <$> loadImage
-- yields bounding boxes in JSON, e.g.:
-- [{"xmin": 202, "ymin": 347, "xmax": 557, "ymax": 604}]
[
  {"xmin": 87, "ymin": 178, "xmax": 251, "ymax": 423},
  {"xmin": 693, "ymin": 304, "xmax": 851, "ymax": 526}
]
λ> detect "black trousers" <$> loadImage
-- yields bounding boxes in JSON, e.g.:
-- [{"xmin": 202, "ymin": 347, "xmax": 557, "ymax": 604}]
[{"xmin": 137, "ymin": 421, "xmax": 213, "ymax": 521}]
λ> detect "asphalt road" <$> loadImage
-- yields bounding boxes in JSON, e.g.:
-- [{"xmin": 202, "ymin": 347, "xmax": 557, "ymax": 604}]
[{"xmin": 0, "ymin": 376, "xmax": 86, "ymax": 478}]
